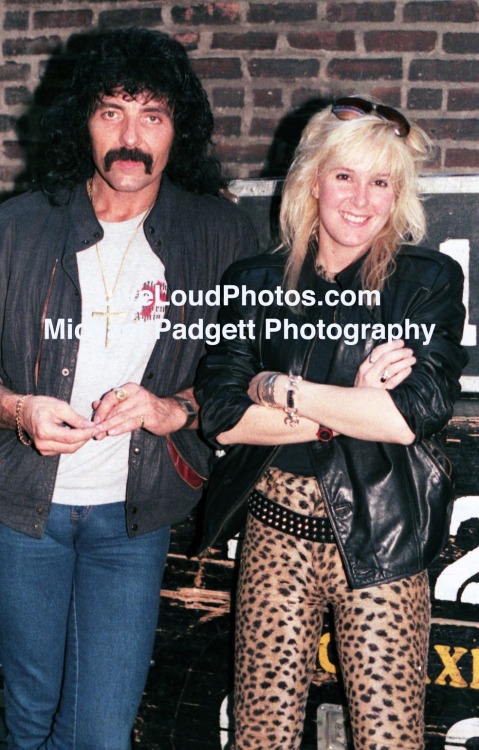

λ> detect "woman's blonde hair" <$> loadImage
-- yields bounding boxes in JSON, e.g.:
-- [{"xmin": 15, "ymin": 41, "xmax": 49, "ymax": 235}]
[{"xmin": 280, "ymin": 102, "xmax": 433, "ymax": 292}]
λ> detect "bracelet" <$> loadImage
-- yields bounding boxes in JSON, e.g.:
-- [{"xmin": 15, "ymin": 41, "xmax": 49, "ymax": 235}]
[
  {"xmin": 283, "ymin": 374, "xmax": 302, "ymax": 427},
  {"xmin": 316, "ymin": 425, "xmax": 334, "ymax": 442},
  {"xmin": 257, "ymin": 372, "xmax": 280, "ymax": 408},
  {"xmin": 15, "ymin": 394, "xmax": 33, "ymax": 446}
]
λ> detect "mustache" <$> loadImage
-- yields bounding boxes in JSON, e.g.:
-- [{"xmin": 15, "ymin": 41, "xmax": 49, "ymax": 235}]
[{"xmin": 104, "ymin": 147, "xmax": 154, "ymax": 174}]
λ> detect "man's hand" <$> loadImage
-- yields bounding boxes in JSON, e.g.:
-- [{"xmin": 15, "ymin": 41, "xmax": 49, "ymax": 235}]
[
  {"xmin": 91, "ymin": 383, "xmax": 195, "ymax": 438},
  {"xmin": 21, "ymin": 396, "xmax": 100, "ymax": 456}
]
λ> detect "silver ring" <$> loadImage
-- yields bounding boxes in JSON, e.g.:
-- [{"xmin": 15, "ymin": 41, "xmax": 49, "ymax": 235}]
[
  {"xmin": 114, "ymin": 387, "xmax": 127, "ymax": 402},
  {"xmin": 380, "ymin": 370, "xmax": 390, "ymax": 383},
  {"xmin": 138, "ymin": 414, "xmax": 145, "ymax": 429}
]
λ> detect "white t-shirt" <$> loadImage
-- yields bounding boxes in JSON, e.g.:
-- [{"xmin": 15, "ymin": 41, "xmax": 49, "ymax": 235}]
[{"xmin": 52, "ymin": 212, "xmax": 166, "ymax": 505}]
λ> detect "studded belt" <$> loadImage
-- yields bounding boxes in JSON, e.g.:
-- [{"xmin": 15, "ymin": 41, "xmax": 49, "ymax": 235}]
[{"xmin": 248, "ymin": 489, "xmax": 336, "ymax": 544}]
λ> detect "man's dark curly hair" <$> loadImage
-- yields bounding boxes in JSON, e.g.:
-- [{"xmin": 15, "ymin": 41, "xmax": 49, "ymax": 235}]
[{"xmin": 42, "ymin": 28, "xmax": 224, "ymax": 196}]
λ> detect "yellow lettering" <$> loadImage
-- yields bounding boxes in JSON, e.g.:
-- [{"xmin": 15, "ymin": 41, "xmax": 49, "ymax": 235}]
[
  {"xmin": 470, "ymin": 648, "xmax": 479, "ymax": 689},
  {"xmin": 315, "ymin": 634, "xmax": 477, "ymax": 688},
  {"xmin": 318, "ymin": 633, "xmax": 337, "ymax": 674},
  {"xmin": 434, "ymin": 645, "xmax": 468, "ymax": 688}
]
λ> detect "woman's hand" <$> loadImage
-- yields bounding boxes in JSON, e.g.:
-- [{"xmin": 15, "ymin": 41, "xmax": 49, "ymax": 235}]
[{"xmin": 355, "ymin": 340, "xmax": 416, "ymax": 390}]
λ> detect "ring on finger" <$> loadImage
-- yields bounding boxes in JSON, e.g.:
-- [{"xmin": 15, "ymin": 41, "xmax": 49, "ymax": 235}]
[
  {"xmin": 114, "ymin": 387, "xmax": 127, "ymax": 402},
  {"xmin": 380, "ymin": 369, "xmax": 390, "ymax": 383},
  {"xmin": 138, "ymin": 414, "xmax": 145, "ymax": 429},
  {"xmin": 369, "ymin": 353, "xmax": 377, "ymax": 364}
]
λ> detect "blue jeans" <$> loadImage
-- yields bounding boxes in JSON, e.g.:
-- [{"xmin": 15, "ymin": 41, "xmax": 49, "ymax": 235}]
[{"xmin": 0, "ymin": 503, "xmax": 170, "ymax": 750}]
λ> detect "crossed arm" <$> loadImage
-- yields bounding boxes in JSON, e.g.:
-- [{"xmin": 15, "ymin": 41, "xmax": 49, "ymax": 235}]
[{"xmin": 214, "ymin": 340, "xmax": 416, "ymax": 447}]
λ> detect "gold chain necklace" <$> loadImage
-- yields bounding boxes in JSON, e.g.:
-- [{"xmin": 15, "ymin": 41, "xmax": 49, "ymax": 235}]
[{"xmin": 87, "ymin": 179, "xmax": 153, "ymax": 348}]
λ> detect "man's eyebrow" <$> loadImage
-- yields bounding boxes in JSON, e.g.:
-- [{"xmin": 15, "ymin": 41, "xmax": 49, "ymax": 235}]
[
  {"xmin": 142, "ymin": 104, "xmax": 172, "ymax": 115},
  {"xmin": 95, "ymin": 101, "xmax": 123, "ymax": 110}
]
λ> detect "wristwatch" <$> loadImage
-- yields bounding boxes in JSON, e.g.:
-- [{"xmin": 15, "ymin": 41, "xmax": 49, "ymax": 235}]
[{"xmin": 171, "ymin": 395, "xmax": 198, "ymax": 429}]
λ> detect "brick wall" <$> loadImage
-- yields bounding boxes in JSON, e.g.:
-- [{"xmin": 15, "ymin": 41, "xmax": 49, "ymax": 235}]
[{"xmin": 1, "ymin": 0, "xmax": 479, "ymax": 194}]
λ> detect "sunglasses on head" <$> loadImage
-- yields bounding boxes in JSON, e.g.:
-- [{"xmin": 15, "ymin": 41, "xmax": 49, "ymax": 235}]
[{"xmin": 331, "ymin": 97, "xmax": 411, "ymax": 138}]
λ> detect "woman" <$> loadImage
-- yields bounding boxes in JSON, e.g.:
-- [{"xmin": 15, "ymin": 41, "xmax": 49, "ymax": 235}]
[{"xmin": 195, "ymin": 98, "xmax": 467, "ymax": 750}]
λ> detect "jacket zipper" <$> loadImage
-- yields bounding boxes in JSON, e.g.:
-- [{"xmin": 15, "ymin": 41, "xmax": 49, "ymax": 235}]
[{"xmin": 422, "ymin": 438, "xmax": 453, "ymax": 479}]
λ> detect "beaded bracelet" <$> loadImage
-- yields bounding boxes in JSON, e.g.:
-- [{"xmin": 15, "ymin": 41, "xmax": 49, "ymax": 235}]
[
  {"xmin": 15, "ymin": 394, "xmax": 33, "ymax": 446},
  {"xmin": 283, "ymin": 374, "xmax": 302, "ymax": 427}
]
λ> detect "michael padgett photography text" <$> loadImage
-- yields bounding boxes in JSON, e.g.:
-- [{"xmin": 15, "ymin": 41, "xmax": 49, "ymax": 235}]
[{"xmin": 43, "ymin": 284, "xmax": 436, "ymax": 346}]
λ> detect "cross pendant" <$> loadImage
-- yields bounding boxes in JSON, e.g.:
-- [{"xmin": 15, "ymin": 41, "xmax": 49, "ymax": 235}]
[{"xmin": 92, "ymin": 298, "xmax": 127, "ymax": 348}]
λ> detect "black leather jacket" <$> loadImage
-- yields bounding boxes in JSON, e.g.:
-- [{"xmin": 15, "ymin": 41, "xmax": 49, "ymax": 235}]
[{"xmin": 195, "ymin": 247, "xmax": 468, "ymax": 588}]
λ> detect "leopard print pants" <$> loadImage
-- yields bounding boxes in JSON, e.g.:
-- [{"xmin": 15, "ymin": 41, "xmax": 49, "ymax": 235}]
[{"xmin": 234, "ymin": 468, "xmax": 430, "ymax": 750}]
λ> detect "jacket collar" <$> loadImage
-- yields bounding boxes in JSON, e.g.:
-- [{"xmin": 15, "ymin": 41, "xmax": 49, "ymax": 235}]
[{"xmin": 63, "ymin": 173, "xmax": 181, "ymax": 259}]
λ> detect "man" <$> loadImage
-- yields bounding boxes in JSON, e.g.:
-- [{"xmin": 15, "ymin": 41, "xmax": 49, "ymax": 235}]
[{"xmin": 0, "ymin": 28, "xmax": 257, "ymax": 750}]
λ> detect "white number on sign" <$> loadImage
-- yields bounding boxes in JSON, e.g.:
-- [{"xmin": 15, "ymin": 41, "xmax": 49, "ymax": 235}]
[
  {"xmin": 445, "ymin": 717, "xmax": 479, "ymax": 749},
  {"xmin": 219, "ymin": 694, "xmax": 234, "ymax": 748},
  {"xmin": 440, "ymin": 240, "xmax": 477, "ymax": 347},
  {"xmin": 434, "ymin": 496, "xmax": 479, "ymax": 604}
]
